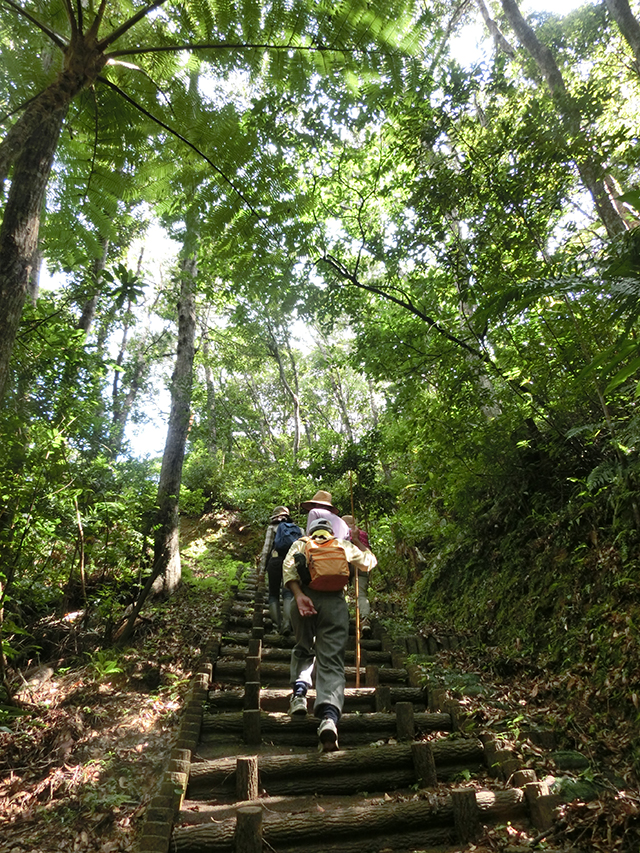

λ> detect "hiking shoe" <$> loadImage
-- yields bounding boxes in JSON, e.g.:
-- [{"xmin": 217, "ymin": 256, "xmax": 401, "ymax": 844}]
[
  {"xmin": 317, "ymin": 717, "xmax": 339, "ymax": 752},
  {"xmin": 289, "ymin": 694, "xmax": 308, "ymax": 716},
  {"xmin": 360, "ymin": 618, "xmax": 372, "ymax": 639}
]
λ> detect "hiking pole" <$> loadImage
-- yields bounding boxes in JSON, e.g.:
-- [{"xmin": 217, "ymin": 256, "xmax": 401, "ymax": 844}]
[{"xmin": 350, "ymin": 471, "xmax": 361, "ymax": 689}]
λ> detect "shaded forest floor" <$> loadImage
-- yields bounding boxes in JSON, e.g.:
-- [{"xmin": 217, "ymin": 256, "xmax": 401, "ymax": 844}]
[{"xmin": 1, "ymin": 512, "xmax": 639, "ymax": 852}]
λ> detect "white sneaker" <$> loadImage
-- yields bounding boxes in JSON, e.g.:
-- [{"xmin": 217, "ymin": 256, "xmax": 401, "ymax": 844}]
[
  {"xmin": 317, "ymin": 717, "xmax": 339, "ymax": 752},
  {"xmin": 289, "ymin": 694, "xmax": 307, "ymax": 716}
]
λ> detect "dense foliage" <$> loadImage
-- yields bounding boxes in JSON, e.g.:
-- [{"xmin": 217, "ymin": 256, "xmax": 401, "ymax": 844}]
[{"xmin": 1, "ymin": 0, "xmax": 640, "ymax": 735}]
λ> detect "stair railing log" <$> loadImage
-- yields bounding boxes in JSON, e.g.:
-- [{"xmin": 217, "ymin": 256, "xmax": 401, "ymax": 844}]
[{"xmin": 135, "ymin": 566, "xmax": 562, "ymax": 852}]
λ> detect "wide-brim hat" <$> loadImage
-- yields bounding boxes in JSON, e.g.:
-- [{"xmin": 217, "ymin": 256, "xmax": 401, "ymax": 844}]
[
  {"xmin": 270, "ymin": 505, "xmax": 290, "ymax": 522},
  {"xmin": 341, "ymin": 515, "xmax": 356, "ymax": 527},
  {"xmin": 300, "ymin": 490, "xmax": 338, "ymax": 513}
]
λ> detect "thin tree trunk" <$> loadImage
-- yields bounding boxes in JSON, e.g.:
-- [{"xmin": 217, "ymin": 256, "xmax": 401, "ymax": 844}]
[
  {"xmin": 244, "ymin": 370, "xmax": 279, "ymax": 460},
  {"xmin": 151, "ymin": 252, "xmax": 197, "ymax": 596},
  {"xmin": 110, "ymin": 351, "xmax": 149, "ymax": 456},
  {"xmin": 605, "ymin": 0, "xmax": 640, "ymax": 73},
  {"xmin": 475, "ymin": 0, "xmax": 516, "ymax": 57},
  {"xmin": 499, "ymin": 0, "xmax": 626, "ymax": 238},
  {"xmin": 202, "ymin": 335, "xmax": 218, "ymax": 452},
  {"xmin": 78, "ymin": 238, "xmax": 110, "ymax": 333},
  {"xmin": 316, "ymin": 336, "xmax": 354, "ymax": 441},
  {"xmin": 266, "ymin": 327, "xmax": 302, "ymax": 458}
]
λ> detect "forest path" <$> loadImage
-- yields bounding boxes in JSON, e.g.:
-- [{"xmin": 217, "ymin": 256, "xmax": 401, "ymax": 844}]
[{"xmin": 137, "ymin": 566, "xmax": 564, "ymax": 853}]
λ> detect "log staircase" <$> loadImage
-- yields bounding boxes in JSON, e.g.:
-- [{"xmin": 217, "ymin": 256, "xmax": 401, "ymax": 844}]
[{"xmin": 136, "ymin": 567, "xmax": 561, "ymax": 852}]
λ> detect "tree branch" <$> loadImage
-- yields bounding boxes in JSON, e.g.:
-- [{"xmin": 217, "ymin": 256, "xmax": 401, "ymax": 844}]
[
  {"xmin": 60, "ymin": 0, "xmax": 78, "ymax": 39},
  {"xmin": 318, "ymin": 253, "xmax": 488, "ymax": 361},
  {"xmin": 0, "ymin": 0, "xmax": 66, "ymax": 49},
  {"xmin": 86, "ymin": 0, "xmax": 108, "ymax": 40},
  {"xmin": 96, "ymin": 0, "xmax": 170, "ymax": 49},
  {"xmin": 97, "ymin": 76, "xmax": 259, "ymax": 217},
  {"xmin": 107, "ymin": 41, "xmax": 351, "ymax": 58}
]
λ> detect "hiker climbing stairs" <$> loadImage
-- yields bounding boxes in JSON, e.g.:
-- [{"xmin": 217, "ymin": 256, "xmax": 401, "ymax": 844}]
[{"xmin": 136, "ymin": 567, "xmax": 561, "ymax": 852}]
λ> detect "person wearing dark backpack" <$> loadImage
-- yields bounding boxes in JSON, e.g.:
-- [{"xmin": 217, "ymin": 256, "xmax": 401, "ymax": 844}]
[
  {"xmin": 259, "ymin": 506, "xmax": 303, "ymax": 636},
  {"xmin": 283, "ymin": 516, "xmax": 376, "ymax": 752}
]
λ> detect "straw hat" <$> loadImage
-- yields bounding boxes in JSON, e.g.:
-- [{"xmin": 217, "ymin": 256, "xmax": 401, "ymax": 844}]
[
  {"xmin": 300, "ymin": 490, "xmax": 338, "ymax": 513},
  {"xmin": 341, "ymin": 515, "xmax": 356, "ymax": 528},
  {"xmin": 270, "ymin": 505, "xmax": 290, "ymax": 522}
]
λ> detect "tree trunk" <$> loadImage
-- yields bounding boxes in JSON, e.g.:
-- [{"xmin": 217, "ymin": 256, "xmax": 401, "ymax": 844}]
[
  {"xmin": 266, "ymin": 327, "xmax": 302, "ymax": 458},
  {"xmin": 78, "ymin": 238, "xmax": 110, "ymax": 334},
  {"xmin": 111, "ymin": 350, "xmax": 149, "ymax": 456},
  {"xmin": 202, "ymin": 335, "xmax": 218, "ymax": 453},
  {"xmin": 0, "ymin": 103, "xmax": 67, "ymax": 398},
  {"xmin": 315, "ymin": 335, "xmax": 354, "ymax": 441},
  {"xmin": 0, "ymin": 31, "xmax": 108, "ymax": 400},
  {"xmin": 499, "ymin": 0, "xmax": 627, "ymax": 238},
  {"xmin": 605, "ymin": 0, "xmax": 640, "ymax": 73},
  {"xmin": 475, "ymin": 0, "xmax": 516, "ymax": 57},
  {"xmin": 151, "ymin": 251, "xmax": 197, "ymax": 596}
]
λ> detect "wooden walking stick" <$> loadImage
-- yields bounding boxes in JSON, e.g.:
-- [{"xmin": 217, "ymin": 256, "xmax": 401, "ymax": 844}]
[{"xmin": 349, "ymin": 471, "xmax": 361, "ymax": 689}]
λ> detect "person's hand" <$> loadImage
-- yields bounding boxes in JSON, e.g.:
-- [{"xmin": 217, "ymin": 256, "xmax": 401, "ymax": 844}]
[{"xmin": 295, "ymin": 593, "xmax": 317, "ymax": 617}]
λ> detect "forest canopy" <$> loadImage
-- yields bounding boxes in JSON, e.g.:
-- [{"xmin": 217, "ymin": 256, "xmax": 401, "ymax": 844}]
[{"xmin": 1, "ymin": 0, "xmax": 640, "ymax": 707}]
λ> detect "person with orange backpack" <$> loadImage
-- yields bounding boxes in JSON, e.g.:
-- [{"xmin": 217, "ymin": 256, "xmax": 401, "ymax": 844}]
[{"xmin": 282, "ymin": 516, "xmax": 376, "ymax": 752}]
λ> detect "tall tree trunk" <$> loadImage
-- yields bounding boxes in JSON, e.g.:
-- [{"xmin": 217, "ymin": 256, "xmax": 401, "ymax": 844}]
[
  {"xmin": 499, "ymin": 0, "xmax": 627, "ymax": 238},
  {"xmin": 475, "ymin": 0, "xmax": 516, "ymax": 57},
  {"xmin": 265, "ymin": 326, "xmax": 302, "ymax": 458},
  {"xmin": 0, "ymin": 104, "xmax": 67, "ymax": 398},
  {"xmin": 111, "ymin": 351, "xmax": 148, "ymax": 456},
  {"xmin": 315, "ymin": 336, "xmax": 354, "ymax": 442},
  {"xmin": 0, "ymin": 28, "xmax": 108, "ymax": 400},
  {"xmin": 151, "ymin": 250, "xmax": 197, "ymax": 596},
  {"xmin": 605, "ymin": 0, "xmax": 640, "ymax": 73},
  {"xmin": 202, "ymin": 335, "xmax": 218, "ymax": 453},
  {"xmin": 78, "ymin": 238, "xmax": 110, "ymax": 334}
]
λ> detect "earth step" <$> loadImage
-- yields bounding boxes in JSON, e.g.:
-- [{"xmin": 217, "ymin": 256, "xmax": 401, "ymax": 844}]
[
  {"xmin": 219, "ymin": 645, "xmax": 393, "ymax": 665},
  {"xmin": 213, "ymin": 660, "xmax": 409, "ymax": 685},
  {"xmin": 188, "ymin": 739, "xmax": 485, "ymax": 797},
  {"xmin": 200, "ymin": 710, "xmax": 452, "ymax": 746},
  {"xmin": 207, "ymin": 686, "xmax": 427, "ymax": 713},
  {"xmin": 172, "ymin": 787, "xmax": 526, "ymax": 852}
]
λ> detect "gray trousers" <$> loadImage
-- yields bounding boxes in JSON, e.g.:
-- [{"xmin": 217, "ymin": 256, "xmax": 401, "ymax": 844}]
[{"xmin": 290, "ymin": 586, "xmax": 349, "ymax": 715}]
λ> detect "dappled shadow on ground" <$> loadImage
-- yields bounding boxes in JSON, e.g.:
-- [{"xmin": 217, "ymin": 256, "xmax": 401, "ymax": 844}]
[{"xmin": 0, "ymin": 511, "xmax": 251, "ymax": 853}]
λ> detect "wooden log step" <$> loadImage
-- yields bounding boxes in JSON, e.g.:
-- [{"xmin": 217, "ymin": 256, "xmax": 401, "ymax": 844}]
[
  {"xmin": 172, "ymin": 788, "xmax": 526, "ymax": 852},
  {"xmin": 201, "ymin": 710, "xmax": 451, "ymax": 739},
  {"xmin": 188, "ymin": 739, "xmax": 484, "ymax": 795},
  {"xmin": 218, "ymin": 632, "xmax": 383, "ymax": 652},
  {"xmin": 190, "ymin": 762, "xmax": 479, "ymax": 800},
  {"xmin": 226, "ymin": 616, "xmax": 253, "ymax": 629},
  {"xmin": 207, "ymin": 686, "xmax": 427, "ymax": 713},
  {"xmin": 213, "ymin": 661, "xmax": 408, "ymax": 685},
  {"xmin": 219, "ymin": 645, "xmax": 392, "ymax": 666}
]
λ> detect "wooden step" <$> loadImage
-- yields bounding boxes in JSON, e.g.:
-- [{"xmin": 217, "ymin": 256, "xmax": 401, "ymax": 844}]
[
  {"xmin": 172, "ymin": 787, "xmax": 526, "ymax": 852},
  {"xmin": 220, "ymin": 631, "xmax": 383, "ymax": 652},
  {"xmin": 200, "ymin": 710, "xmax": 452, "ymax": 747},
  {"xmin": 218, "ymin": 644, "xmax": 392, "ymax": 665},
  {"xmin": 213, "ymin": 660, "xmax": 409, "ymax": 686},
  {"xmin": 188, "ymin": 739, "xmax": 485, "ymax": 798},
  {"xmin": 208, "ymin": 686, "xmax": 427, "ymax": 713}
]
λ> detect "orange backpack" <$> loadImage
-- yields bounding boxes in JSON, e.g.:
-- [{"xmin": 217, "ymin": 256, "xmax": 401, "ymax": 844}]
[{"xmin": 304, "ymin": 536, "xmax": 351, "ymax": 591}]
